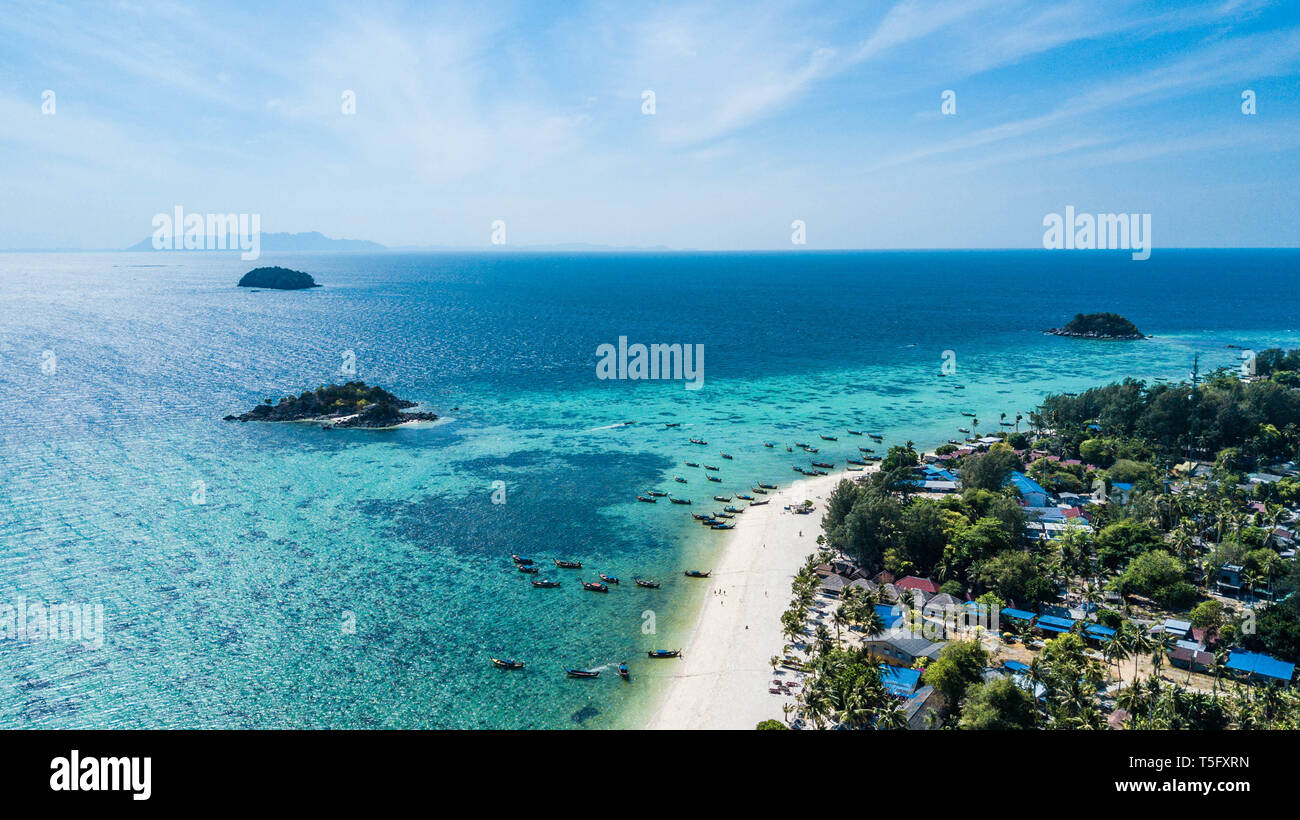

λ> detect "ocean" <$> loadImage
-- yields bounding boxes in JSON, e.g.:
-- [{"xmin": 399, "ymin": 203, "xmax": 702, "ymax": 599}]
[{"xmin": 2, "ymin": 249, "xmax": 1298, "ymax": 729}]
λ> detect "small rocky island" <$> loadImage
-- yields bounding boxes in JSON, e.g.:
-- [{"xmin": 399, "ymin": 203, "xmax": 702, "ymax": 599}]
[
  {"xmin": 1047, "ymin": 312, "xmax": 1146, "ymax": 340},
  {"xmin": 224, "ymin": 382, "xmax": 437, "ymax": 428},
  {"xmin": 237, "ymin": 266, "xmax": 320, "ymax": 290}
]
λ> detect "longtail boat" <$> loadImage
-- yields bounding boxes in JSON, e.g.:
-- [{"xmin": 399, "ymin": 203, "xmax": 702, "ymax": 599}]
[
  {"xmin": 684, "ymin": 570, "xmax": 712, "ymax": 578},
  {"xmin": 647, "ymin": 649, "xmax": 681, "ymax": 659},
  {"xmin": 635, "ymin": 579, "xmax": 661, "ymax": 588},
  {"xmin": 803, "ymin": 446, "xmax": 819, "ymax": 453},
  {"xmin": 704, "ymin": 464, "xmax": 720, "ymax": 471},
  {"xmin": 713, "ymin": 495, "xmax": 732, "ymax": 502},
  {"xmin": 532, "ymin": 579, "xmax": 560, "ymax": 588},
  {"xmin": 664, "ymin": 422, "xmax": 681, "ymax": 427},
  {"xmin": 710, "ymin": 522, "xmax": 735, "ymax": 530},
  {"xmin": 846, "ymin": 466, "xmax": 863, "ymax": 472},
  {"xmin": 684, "ymin": 461, "xmax": 700, "ymax": 467},
  {"xmin": 618, "ymin": 662, "xmax": 630, "ymax": 680},
  {"xmin": 847, "ymin": 430, "xmax": 863, "ymax": 435},
  {"xmin": 565, "ymin": 668, "xmax": 600, "ymax": 679},
  {"xmin": 758, "ymin": 483, "xmax": 777, "ymax": 489},
  {"xmin": 512, "ymin": 554, "xmax": 533, "ymax": 565},
  {"xmin": 847, "ymin": 458, "xmax": 866, "ymax": 465},
  {"xmin": 646, "ymin": 490, "xmax": 668, "ymax": 497},
  {"xmin": 582, "ymin": 580, "xmax": 609, "ymax": 592},
  {"xmin": 674, "ymin": 476, "xmax": 688, "ymax": 483},
  {"xmin": 518, "ymin": 564, "xmax": 540, "ymax": 573},
  {"xmin": 751, "ymin": 487, "xmax": 768, "ymax": 494},
  {"xmin": 636, "ymin": 495, "xmax": 656, "ymax": 503},
  {"xmin": 492, "ymin": 658, "xmax": 525, "ymax": 670},
  {"xmin": 691, "ymin": 512, "xmax": 715, "ymax": 521},
  {"xmin": 749, "ymin": 499, "xmax": 771, "ymax": 506},
  {"xmin": 554, "ymin": 559, "xmax": 582, "ymax": 569},
  {"xmin": 811, "ymin": 461, "xmax": 833, "ymax": 468},
  {"xmin": 720, "ymin": 453, "xmax": 733, "ymax": 460},
  {"xmin": 706, "ymin": 475, "xmax": 722, "ymax": 482},
  {"xmin": 821, "ymin": 435, "xmax": 838, "ymax": 441},
  {"xmin": 670, "ymin": 497, "xmax": 692, "ymax": 505},
  {"xmin": 736, "ymin": 493, "xmax": 754, "ymax": 500},
  {"xmin": 599, "ymin": 573, "xmax": 620, "ymax": 584},
  {"xmin": 689, "ymin": 438, "xmax": 707, "ymax": 445},
  {"xmin": 763, "ymin": 441, "xmax": 775, "ymax": 447}
]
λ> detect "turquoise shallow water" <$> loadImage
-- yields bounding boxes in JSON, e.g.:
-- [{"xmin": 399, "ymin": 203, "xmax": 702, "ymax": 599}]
[{"xmin": 1, "ymin": 249, "xmax": 1298, "ymax": 728}]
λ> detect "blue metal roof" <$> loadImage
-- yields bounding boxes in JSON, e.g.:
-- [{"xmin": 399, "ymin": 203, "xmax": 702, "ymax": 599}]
[
  {"xmin": 880, "ymin": 664, "xmax": 922, "ymax": 697},
  {"xmin": 1008, "ymin": 471, "xmax": 1049, "ymax": 497},
  {"xmin": 1085, "ymin": 624, "xmax": 1116, "ymax": 641},
  {"xmin": 1003, "ymin": 660, "xmax": 1031, "ymax": 673},
  {"xmin": 1036, "ymin": 614, "xmax": 1076, "ymax": 632},
  {"xmin": 1226, "ymin": 651, "xmax": 1296, "ymax": 682},
  {"xmin": 924, "ymin": 466, "xmax": 957, "ymax": 481},
  {"xmin": 1001, "ymin": 608, "xmax": 1036, "ymax": 621}
]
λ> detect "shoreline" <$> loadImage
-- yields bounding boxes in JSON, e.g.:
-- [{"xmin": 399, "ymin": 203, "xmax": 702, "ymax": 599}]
[{"xmin": 646, "ymin": 466, "xmax": 867, "ymax": 729}]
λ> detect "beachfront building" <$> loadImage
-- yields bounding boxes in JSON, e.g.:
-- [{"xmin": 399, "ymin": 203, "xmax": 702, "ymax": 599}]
[{"xmin": 863, "ymin": 633, "xmax": 946, "ymax": 667}]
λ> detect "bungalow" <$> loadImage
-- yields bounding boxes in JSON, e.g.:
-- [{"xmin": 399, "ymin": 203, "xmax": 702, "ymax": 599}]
[
  {"xmin": 1084, "ymin": 624, "xmax": 1116, "ymax": 644},
  {"xmin": 847, "ymin": 578, "xmax": 877, "ymax": 595},
  {"xmin": 918, "ymin": 480, "xmax": 959, "ymax": 494},
  {"xmin": 820, "ymin": 574, "xmax": 848, "ymax": 597},
  {"xmin": 880, "ymin": 664, "xmax": 922, "ymax": 698},
  {"xmin": 1158, "ymin": 618, "xmax": 1193, "ymax": 640},
  {"xmin": 863, "ymin": 633, "xmax": 947, "ymax": 667},
  {"xmin": 922, "ymin": 593, "xmax": 964, "ymax": 622},
  {"xmin": 1248, "ymin": 472, "xmax": 1285, "ymax": 485},
  {"xmin": 896, "ymin": 576, "xmax": 940, "ymax": 596},
  {"xmin": 902, "ymin": 685, "xmax": 944, "ymax": 730},
  {"xmin": 1034, "ymin": 614, "xmax": 1077, "ymax": 635},
  {"xmin": 1216, "ymin": 564, "xmax": 1244, "ymax": 598},
  {"xmin": 1111, "ymin": 482, "xmax": 1134, "ymax": 504},
  {"xmin": 1008, "ymin": 472, "xmax": 1050, "ymax": 507},
  {"xmin": 1169, "ymin": 646, "xmax": 1214, "ymax": 673},
  {"xmin": 1225, "ymin": 650, "xmax": 1295, "ymax": 685},
  {"xmin": 1000, "ymin": 608, "xmax": 1037, "ymax": 629}
]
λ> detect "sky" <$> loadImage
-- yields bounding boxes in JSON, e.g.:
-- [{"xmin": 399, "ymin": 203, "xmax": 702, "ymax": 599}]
[{"xmin": 1, "ymin": 0, "xmax": 1298, "ymax": 250}]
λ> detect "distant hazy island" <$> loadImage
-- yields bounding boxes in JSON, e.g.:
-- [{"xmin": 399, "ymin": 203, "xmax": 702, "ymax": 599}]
[
  {"xmin": 1047, "ymin": 312, "xmax": 1145, "ymax": 340},
  {"xmin": 224, "ymin": 382, "xmax": 437, "ymax": 428},
  {"xmin": 127, "ymin": 230, "xmax": 386, "ymax": 253},
  {"xmin": 237, "ymin": 266, "xmax": 319, "ymax": 290}
]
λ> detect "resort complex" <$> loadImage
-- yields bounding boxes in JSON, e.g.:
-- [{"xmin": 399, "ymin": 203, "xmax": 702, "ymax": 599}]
[{"xmin": 758, "ymin": 352, "xmax": 1300, "ymax": 730}]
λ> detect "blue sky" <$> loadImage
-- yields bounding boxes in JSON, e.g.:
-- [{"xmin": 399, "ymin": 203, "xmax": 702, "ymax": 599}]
[{"xmin": 1, "ymin": 0, "xmax": 1298, "ymax": 250}]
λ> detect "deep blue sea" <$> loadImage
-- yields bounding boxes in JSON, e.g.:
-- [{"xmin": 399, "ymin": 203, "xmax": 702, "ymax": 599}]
[{"xmin": 2, "ymin": 249, "xmax": 1298, "ymax": 728}]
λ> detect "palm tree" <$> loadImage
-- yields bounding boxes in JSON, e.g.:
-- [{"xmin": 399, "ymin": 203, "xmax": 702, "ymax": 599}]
[
  {"xmin": 1127, "ymin": 625, "xmax": 1155, "ymax": 683},
  {"xmin": 1150, "ymin": 632, "xmax": 1175, "ymax": 679},
  {"xmin": 875, "ymin": 701, "xmax": 908, "ymax": 730},
  {"xmin": 1103, "ymin": 634, "xmax": 1130, "ymax": 684}
]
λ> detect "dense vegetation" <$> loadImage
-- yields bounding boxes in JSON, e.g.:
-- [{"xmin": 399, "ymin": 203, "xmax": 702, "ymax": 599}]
[
  {"xmin": 1051, "ymin": 312, "xmax": 1144, "ymax": 339},
  {"xmin": 225, "ymin": 381, "xmax": 436, "ymax": 427},
  {"xmin": 792, "ymin": 349, "xmax": 1300, "ymax": 729},
  {"xmin": 236, "ymin": 266, "xmax": 320, "ymax": 289}
]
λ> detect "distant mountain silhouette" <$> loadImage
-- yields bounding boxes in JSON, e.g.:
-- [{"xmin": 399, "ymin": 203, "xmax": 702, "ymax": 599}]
[{"xmin": 126, "ymin": 231, "xmax": 386, "ymax": 252}]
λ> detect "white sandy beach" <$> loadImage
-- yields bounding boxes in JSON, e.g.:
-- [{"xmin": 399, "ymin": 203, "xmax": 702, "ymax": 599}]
[{"xmin": 648, "ymin": 467, "xmax": 866, "ymax": 729}]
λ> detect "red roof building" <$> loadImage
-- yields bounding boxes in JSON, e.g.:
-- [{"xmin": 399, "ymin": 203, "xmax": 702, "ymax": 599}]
[{"xmin": 895, "ymin": 576, "xmax": 940, "ymax": 595}]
